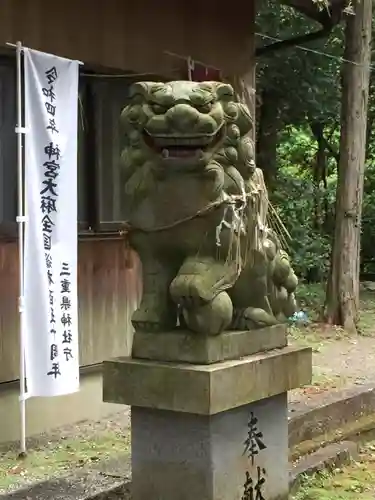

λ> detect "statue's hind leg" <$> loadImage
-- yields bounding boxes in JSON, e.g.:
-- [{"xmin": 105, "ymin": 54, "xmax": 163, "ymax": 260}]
[{"xmin": 229, "ymin": 251, "xmax": 278, "ymax": 330}]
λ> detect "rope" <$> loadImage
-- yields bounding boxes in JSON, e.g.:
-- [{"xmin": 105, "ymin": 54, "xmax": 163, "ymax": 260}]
[{"xmin": 122, "ymin": 193, "xmax": 252, "ymax": 234}]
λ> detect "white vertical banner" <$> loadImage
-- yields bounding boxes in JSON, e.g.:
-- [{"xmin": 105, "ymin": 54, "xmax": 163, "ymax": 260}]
[{"xmin": 23, "ymin": 48, "xmax": 80, "ymax": 397}]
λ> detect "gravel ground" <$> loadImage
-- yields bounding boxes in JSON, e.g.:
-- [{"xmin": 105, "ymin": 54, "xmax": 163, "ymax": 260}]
[{"xmin": 289, "ymin": 333, "xmax": 375, "ymax": 403}]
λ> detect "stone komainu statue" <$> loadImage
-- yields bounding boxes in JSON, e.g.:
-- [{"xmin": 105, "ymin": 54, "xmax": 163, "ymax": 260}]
[{"xmin": 120, "ymin": 80, "xmax": 298, "ymax": 335}]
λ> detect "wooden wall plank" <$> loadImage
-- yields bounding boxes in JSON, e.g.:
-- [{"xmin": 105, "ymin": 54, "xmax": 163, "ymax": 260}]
[{"xmin": 0, "ymin": 239, "xmax": 141, "ymax": 383}]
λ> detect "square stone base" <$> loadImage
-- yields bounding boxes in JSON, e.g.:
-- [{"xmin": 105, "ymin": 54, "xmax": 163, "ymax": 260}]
[
  {"xmin": 103, "ymin": 345, "xmax": 311, "ymax": 415},
  {"xmin": 132, "ymin": 394, "xmax": 289, "ymax": 500},
  {"xmin": 103, "ymin": 345, "xmax": 312, "ymax": 500},
  {"xmin": 132, "ymin": 324, "xmax": 287, "ymax": 364}
]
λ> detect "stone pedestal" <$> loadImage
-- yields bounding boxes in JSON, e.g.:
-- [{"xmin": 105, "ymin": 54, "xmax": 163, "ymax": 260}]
[
  {"xmin": 103, "ymin": 327, "xmax": 312, "ymax": 500},
  {"xmin": 132, "ymin": 324, "xmax": 288, "ymax": 364}
]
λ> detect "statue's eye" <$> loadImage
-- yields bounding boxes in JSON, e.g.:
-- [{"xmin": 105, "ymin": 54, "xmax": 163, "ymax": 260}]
[
  {"xmin": 151, "ymin": 103, "xmax": 167, "ymax": 114},
  {"xmin": 196, "ymin": 102, "xmax": 212, "ymax": 114}
]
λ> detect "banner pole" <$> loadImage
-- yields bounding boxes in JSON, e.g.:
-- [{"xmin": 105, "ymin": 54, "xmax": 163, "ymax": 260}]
[{"xmin": 15, "ymin": 40, "xmax": 27, "ymax": 457}]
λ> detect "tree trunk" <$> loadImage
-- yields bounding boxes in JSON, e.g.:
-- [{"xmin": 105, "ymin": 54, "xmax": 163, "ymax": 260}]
[{"xmin": 324, "ymin": 0, "xmax": 372, "ymax": 332}]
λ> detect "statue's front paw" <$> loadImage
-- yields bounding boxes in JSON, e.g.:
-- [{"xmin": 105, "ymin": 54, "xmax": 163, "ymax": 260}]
[
  {"xmin": 132, "ymin": 307, "xmax": 171, "ymax": 332},
  {"xmin": 170, "ymin": 274, "xmax": 212, "ymax": 309},
  {"xmin": 183, "ymin": 291, "xmax": 233, "ymax": 335}
]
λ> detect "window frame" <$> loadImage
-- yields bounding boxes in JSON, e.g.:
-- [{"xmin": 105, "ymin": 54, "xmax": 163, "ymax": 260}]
[{"xmin": 0, "ymin": 55, "xmax": 178, "ymax": 241}]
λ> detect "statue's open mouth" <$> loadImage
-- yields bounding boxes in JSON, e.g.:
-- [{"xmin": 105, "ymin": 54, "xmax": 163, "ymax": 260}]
[{"xmin": 143, "ymin": 125, "xmax": 224, "ymax": 159}]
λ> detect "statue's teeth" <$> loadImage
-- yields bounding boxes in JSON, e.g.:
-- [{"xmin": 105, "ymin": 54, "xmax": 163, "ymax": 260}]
[{"xmin": 162, "ymin": 149, "xmax": 169, "ymax": 158}]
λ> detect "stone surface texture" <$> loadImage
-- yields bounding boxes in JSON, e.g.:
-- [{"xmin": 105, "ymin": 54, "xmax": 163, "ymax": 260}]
[
  {"xmin": 121, "ymin": 80, "xmax": 298, "ymax": 336},
  {"xmin": 289, "ymin": 383, "xmax": 375, "ymax": 448},
  {"xmin": 103, "ymin": 346, "xmax": 312, "ymax": 414},
  {"xmin": 104, "ymin": 343, "xmax": 311, "ymax": 499},
  {"xmin": 132, "ymin": 394, "xmax": 289, "ymax": 500},
  {"xmin": 132, "ymin": 324, "xmax": 288, "ymax": 364}
]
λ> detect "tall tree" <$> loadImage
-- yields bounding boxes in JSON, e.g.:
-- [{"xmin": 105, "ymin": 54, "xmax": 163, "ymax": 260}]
[{"xmin": 325, "ymin": 0, "xmax": 373, "ymax": 331}]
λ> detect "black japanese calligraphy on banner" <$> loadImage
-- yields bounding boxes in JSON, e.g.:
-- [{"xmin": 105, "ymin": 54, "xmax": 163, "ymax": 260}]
[
  {"xmin": 60, "ymin": 262, "xmax": 74, "ymax": 363},
  {"xmin": 40, "ymin": 66, "xmax": 61, "ymax": 378},
  {"xmin": 23, "ymin": 47, "xmax": 80, "ymax": 397},
  {"xmin": 39, "ymin": 65, "xmax": 62, "ymax": 380}
]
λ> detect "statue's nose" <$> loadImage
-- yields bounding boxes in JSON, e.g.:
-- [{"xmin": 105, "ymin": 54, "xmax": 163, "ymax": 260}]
[{"xmin": 165, "ymin": 103, "xmax": 199, "ymax": 131}]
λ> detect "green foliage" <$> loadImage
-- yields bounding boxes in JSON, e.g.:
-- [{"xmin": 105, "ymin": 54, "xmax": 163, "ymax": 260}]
[
  {"xmin": 271, "ymin": 172, "xmax": 332, "ymax": 281},
  {"xmin": 271, "ymin": 128, "xmax": 335, "ymax": 281},
  {"xmin": 270, "ymin": 125, "xmax": 375, "ymax": 279},
  {"xmin": 292, "ymin": 441, "xmax": 375, "ymax": 499},
  {"xmin": 256, "ymin": 0, "xmax": 344, "ymax": 127},
  {"xmin": 256, "ymin": 2, "xmax": 341, "ymax": 282},
  {"xmin": 361, "ymin": 163, "xmax": 375, "ymax": 273},
  {"xmin": 295, "ymin": 283, "xmax": 325, "ymax": 312},
  {"xmin": 256, "ymin": 2, "xmax": 375, "ymax": 284}
]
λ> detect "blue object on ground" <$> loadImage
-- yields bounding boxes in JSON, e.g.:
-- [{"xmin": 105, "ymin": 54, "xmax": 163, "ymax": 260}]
[{"xmin": 289, "ymin": 311, "xmax": 309, "ymax": 323}]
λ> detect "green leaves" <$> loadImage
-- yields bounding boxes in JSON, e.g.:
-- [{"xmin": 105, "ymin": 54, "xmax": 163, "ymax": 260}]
[
  {"xmin": 270, "ymin": 127, "xmax": 334, "ymax": 281},
  {"xmin": 256, "ymin": 1, "xmax": 343, "ymax": 126},
  {"xmin": 257, "ymin": 1, "xmax": 375, "ymax": 280}
]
